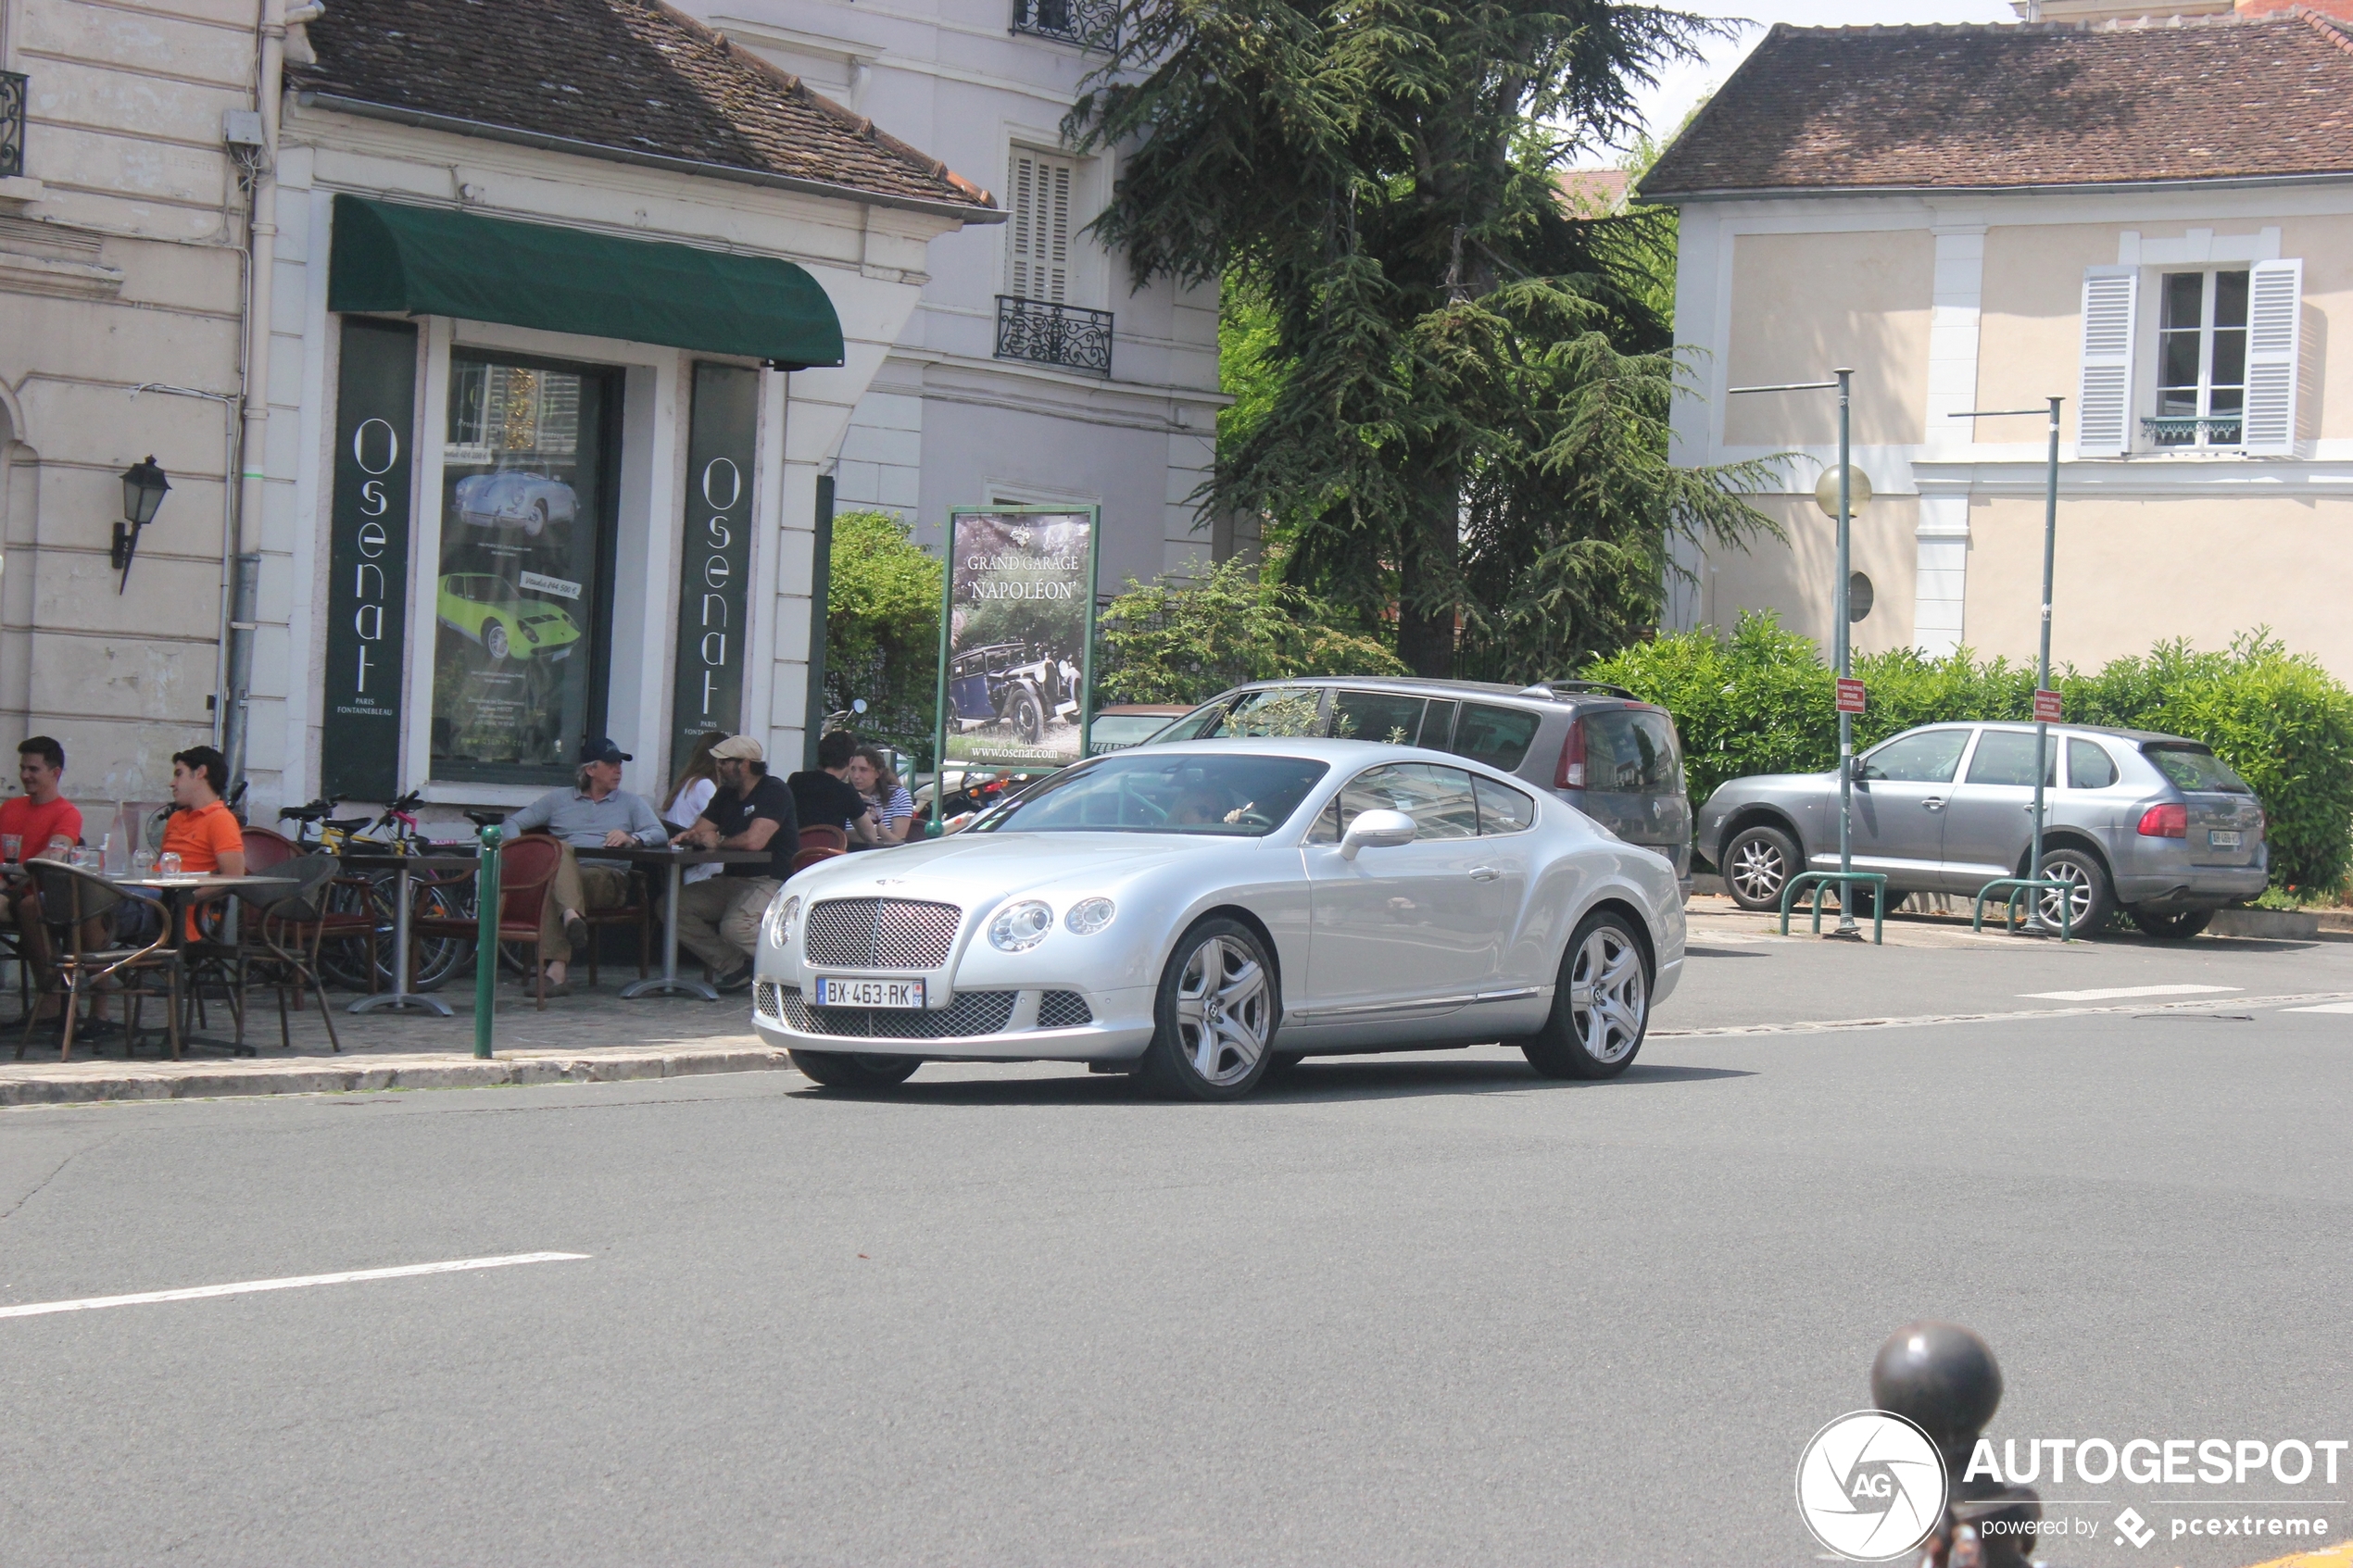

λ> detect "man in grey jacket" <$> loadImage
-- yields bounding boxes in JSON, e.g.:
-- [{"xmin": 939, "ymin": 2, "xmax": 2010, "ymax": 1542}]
[{"xmin": 508, "ymin": 737, "xmax": 668, "ymax": 994}]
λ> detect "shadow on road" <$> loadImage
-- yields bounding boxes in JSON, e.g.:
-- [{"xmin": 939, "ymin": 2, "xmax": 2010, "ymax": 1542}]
[{"xmin": 787, "ymin": 1058, "xmax": 1754, "ymax": 1106}]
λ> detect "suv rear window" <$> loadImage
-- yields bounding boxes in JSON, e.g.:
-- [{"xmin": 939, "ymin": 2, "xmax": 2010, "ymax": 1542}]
[
  {"xmin": 2145, "ymin": 744, "xmax": 2252, "ymax": 795},
  {"xmin": 1450, "ymin": 702, "xmax": 1541, "ymax": 771},
  {"xmin": 1583, "ymin": 709, "xmax": 1680, "ymax": 794}
]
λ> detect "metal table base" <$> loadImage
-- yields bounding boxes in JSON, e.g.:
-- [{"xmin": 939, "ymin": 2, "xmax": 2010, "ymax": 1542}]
[
  {"xmin": 621, "ymin": 859, "xmax": 718, "ymax": 1001},
  {"xmin": 348, "ymin": 858, "xmax": 454, "ymax": 1016}
]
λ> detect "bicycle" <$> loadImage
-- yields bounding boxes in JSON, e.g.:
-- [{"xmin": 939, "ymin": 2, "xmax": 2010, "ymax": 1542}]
[{"xmin": 279, "ymin": 793, "xmax": 476, "ymax": 993}]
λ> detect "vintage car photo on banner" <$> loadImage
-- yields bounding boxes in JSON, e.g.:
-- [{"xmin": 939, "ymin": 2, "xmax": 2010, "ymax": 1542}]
[{"xmin": 941, "ymin": 508, "xmax": 1098, "ymax": 771}]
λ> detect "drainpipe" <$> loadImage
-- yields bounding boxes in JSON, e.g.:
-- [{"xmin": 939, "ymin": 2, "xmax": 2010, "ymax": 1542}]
[{"xmin": 226, "ymin": 0, "xmax": 308, "ymax": 798}]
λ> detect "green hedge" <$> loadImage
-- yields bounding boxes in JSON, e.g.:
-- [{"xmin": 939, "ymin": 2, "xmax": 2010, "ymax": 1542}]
[{"xmin": 1585, "ymin": 614, "xmax": 2353, "ymax": 897}]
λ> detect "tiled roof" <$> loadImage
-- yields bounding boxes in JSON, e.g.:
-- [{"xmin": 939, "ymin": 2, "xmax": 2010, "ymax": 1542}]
[
  {"xmin": 1642, "ymin": 13, "xmax": 2353, "ymax": 197},
  {"xmin": 293, "ymin": 0, "xmax": 996, "ymax": 215}
]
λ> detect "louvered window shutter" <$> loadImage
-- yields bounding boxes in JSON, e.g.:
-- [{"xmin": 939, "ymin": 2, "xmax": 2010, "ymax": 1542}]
[
  {"xmin": 1007, "ymin": 151, "xmax": 1074, "ymax": 304},
  {"xmin": 2242, "ymin": 258, "xmax": 2302, "ymax": 456},
  {"xmin": 2075, "ymin": 267, "xmax": 2138, "ymax": 458}
]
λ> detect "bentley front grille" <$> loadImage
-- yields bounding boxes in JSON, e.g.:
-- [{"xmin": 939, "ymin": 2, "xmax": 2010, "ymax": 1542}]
[
  {"xmin": 804, "ymin": 897, "xmax": 963, "ymax": 970},
  {"xmin": 778, "ymin": 986, "xmax": 1020, "ymax": 1040},
  {"xmin": 1038, "ymin": 990, "xmax": 1093, "ymax": 1028}
]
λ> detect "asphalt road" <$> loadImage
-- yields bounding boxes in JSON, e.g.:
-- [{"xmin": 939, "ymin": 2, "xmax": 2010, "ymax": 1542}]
[{"xmin": 4, "ymin": 926, "xmax": 2349, "ymax": 1567}]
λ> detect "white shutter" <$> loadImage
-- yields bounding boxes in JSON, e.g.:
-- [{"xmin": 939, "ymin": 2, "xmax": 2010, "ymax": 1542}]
[
  {"xmin": 2241, "ymin": 257, "xmax": 2302, "ymax": 456},
  {"xmin": 2076, "ymin": 267, "xmax": 2138, "ymax": 458},
  {"xmin": 1006, "ymin": 150, "xmax": 1074, "ymax": 304}
]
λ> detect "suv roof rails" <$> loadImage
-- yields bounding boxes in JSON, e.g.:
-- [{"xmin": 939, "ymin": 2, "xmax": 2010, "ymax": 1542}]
[{"xmin": 1518, "ymin": 679, "xmax": 1637, "ymax": 701}]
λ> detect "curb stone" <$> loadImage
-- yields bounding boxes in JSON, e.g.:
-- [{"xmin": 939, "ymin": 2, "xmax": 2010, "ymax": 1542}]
[{"xmin": 0, "ymin": 1043, "xmax": 801, "ymax": 1107}]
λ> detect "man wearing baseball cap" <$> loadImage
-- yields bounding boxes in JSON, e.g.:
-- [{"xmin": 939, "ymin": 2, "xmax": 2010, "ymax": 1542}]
[
  {"xmin": 670, "ymin": 734, "xmax": 796, "ymax": 990},
  {"xmin": 507, "ymin": 736, "xmax": 670, "ymax": 994}
]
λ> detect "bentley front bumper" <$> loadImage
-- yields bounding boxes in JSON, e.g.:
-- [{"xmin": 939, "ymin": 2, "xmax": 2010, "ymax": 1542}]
[{"xmin": 749, "ymin": 980, "xmax": 1158, "ymax": 1061}]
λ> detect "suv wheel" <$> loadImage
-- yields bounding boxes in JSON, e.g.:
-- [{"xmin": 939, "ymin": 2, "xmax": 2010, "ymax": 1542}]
[
  {"xmin": 2034, "ymin": 848, "xmax": 2114, "ymax": 936},
  {"xmin": 1722, "ymin": 824, "xmax": 1800, "ymax": 911}
]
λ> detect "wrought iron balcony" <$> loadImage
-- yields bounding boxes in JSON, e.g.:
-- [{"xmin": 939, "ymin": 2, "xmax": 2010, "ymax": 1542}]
[
  {"xmin": 0, "ymin": 72, "xmax": 26, "ymax": 181},
  {"xmin": 995, "ymin": 296, "xmax": 1114, "ymax": 378},
  {"xmin": 1011, "ymin": 0, "xmax": 1118, "ymax": 49},
  {"xmin": 2141, "ymin": 414, "xmax": 2242, "ymax": 447}
]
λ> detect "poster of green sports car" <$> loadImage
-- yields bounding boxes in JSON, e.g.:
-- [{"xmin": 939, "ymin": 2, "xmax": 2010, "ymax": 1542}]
[{"xmin": 935, "ymin": 508, "xmax": 1099, "ymax": 771}]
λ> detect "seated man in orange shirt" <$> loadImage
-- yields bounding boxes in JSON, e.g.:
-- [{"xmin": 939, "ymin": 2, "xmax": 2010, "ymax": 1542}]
[
  {"xmin": 162, "ymin": 746, "xmax": 246, "ymax": 877},
  {"xmin": 1, "ymin": 734, "xmax": 97, "ymax": 1027}
]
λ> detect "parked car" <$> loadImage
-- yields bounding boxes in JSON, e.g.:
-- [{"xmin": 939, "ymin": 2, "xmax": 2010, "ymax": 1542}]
[
  {"xmin": 753, "ymin": 738, "xmax": 1686, "ymax": 1098},
  {"xmin": 1143, "ymin": 676, "xmax": 1694, "ymax": 889},
  {"xmin": 436, "ymin": 574, "xmax": 583, "ymax": 662},
  {"xmin": 948, "ymin": 641, "xmax": 1082, "ymax": 746},
  {"xmin": 1088, "ymin": 704, "xmax": 1196, "ymax": 754},
  {"xmin": 452, "ymin": 470, "xmax": 577, "ymax": 535},
  {"xmin": 1695, "ymin": 722, "xmax": 2269, "ymax": 936}
]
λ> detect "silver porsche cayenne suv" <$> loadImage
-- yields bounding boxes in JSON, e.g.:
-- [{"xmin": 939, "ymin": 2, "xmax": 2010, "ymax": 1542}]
[{"xmin": 1695, "ymin": 722, "xmax": 2269, "ymax": 937}]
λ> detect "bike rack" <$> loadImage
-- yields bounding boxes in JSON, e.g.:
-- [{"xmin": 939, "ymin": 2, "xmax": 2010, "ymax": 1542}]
[
  {"xmin": 1778, "ymin": 871, "xmax": 1888, "ymax": 945},
  {"xmin": 1970, "ymin": 878, "xmax": 2074, "ymax": 941}
]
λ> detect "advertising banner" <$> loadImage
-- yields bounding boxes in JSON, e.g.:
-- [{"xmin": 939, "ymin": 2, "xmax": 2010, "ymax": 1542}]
[
  {"xmin": 430, "ymin": 352, "xmax": 618, "ymax": 783},
  {"xmin": 669, "ymin": 363, "xmax": 759, "ymax": 773},
  {"xmin": 321, "ymin": 318, "xmax": 417, "ymax": 800},
  {"xmin": 934, "ymin": 507, "xmax": 1099, "ymax": 776}
]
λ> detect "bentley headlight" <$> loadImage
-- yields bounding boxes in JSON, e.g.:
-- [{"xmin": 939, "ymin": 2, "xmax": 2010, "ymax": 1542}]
[
  {"xmin": 1064, "ymin": 897, "xmax": 1115, "ymax": 935},
  {"xmin": 764, "ymin": 893, "xmax": 799, "ymax": 949},
  {"xmin": 988, "ymin": 899, "xmax": 1053, "ymax": 952}
]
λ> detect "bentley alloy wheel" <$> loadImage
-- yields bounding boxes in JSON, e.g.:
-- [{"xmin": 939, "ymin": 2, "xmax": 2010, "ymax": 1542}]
[
  {"xmin": 1143, "ymin": 917, "xmax": 1277, "ymax": 1100},
  {"xmin": 1522, "ymin": 909, "xmax": 1652, "ymax": 1080}
]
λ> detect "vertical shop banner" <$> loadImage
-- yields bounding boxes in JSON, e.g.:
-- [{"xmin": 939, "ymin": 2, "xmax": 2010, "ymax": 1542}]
[
  {"xmin": 671, "ymin": 363, "xmax": 759, "ymax": 771},
  {"xmin": 321, "ymin": 318, "xmax": 417, "ymax": 799},
  {"xmin": 934, "ymin": 507, "xmax": 1099, "ymax": 773}
]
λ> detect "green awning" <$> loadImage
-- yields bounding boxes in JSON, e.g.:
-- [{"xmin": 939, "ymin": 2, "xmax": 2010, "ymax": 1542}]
[{"xmin": 327, "ymin": 194, "xmax": 844, "ymax": 369}]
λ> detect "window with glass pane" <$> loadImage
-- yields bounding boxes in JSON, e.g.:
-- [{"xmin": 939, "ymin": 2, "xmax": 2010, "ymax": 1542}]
[
  {"xmin": 433, "ymin": 352, "xmax": 618, "ymax": 782},
  {"xmin": 1330, "ymin": 690, "xmax": 1427, "ymax": 746},
  {"xmin": 1858, "ymin": 729, "xmax": 1968, "ymax": 784},
  {"xmin": 2067, "ymin": 739, "xmax": 2119, "ymax": 789},
  {"xmin": 1212, "ymin": 687, "xmax": 1323, "ymax": 738},
  {"xmin": 1963, "ymin": 731, "xmax": 2055, "ymax": 788},
  {"xmin": 1335, "ymin": 763, "xmax": 1479, "ymax": 840},
  {"xmin": 2155, "ymin": 270, "xmax": 2247, "ymax": 448},
  {"xmin": 1473, "ymin": 775, "xmax": 1536, "ymax": 834},
  {"xmin": 1450, "ymin": 703, "xmax": 1541, "ymax": 771},
  {"xmin": 1582, "ymin": 710, "xmax": 1680, "ymax": 793},
  {"xmin": 1417, "ymin": 699, "xmax": 1459, "ymax": 750}
]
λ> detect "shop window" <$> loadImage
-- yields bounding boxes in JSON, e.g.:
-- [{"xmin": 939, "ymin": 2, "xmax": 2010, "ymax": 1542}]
[{"xmin": 432, "ymin": 350, "xmax": 621, "ymax": 783}]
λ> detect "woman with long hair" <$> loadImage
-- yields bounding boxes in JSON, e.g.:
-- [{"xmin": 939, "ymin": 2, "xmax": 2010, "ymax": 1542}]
[
  {"xmin": 848, "ymin": 745, "xmax": 915, "ymax": 847},
  {"xmin": 663, "ymin": 731, "xmax": 729, "ymax": 883}
]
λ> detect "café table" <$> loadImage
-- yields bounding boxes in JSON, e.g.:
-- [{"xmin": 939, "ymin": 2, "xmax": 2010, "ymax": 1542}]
[
  {"xmin": 337, "ymin": 851, "xmax": 482, "ymax": 1018},
  {"xmin": 113, "ymin": 872, "xmax": 297, "ymax": 1056},
  {"xmin": 599, "ymin": 847, "xmax": 776, "ymax": 1000}
]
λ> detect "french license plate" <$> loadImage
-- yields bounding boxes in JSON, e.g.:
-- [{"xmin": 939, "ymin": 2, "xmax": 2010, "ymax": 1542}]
[
  {"xmin": 2208, "ymin": 829, "xmax": 2243, "ymax": 848},
  {"xmin": 814, "ymin": 976, "xmax": 925, "ymax": 1009}
]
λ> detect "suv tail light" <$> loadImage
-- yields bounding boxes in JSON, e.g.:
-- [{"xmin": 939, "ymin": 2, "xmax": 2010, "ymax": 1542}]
[
  {"xmin": 1554, "ymin": 716, "xmax": 1587, "ymax": 790},
  {"xmin": 2137, "ymin": 802, "xmax": 2187, "ymax": 838}
]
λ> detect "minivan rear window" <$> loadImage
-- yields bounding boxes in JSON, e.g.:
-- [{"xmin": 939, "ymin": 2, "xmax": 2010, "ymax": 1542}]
[
  {"xmin": 1450, "ymin": 703, "xmax": 1541, "ymax": 771},
  {"xmin": 1584, "ymin": 709, "xmax": 1680, "ymax": 794},
  {"xmin": 2144, "ymin": 744, "xmax": 2252, "ymax": 795}
]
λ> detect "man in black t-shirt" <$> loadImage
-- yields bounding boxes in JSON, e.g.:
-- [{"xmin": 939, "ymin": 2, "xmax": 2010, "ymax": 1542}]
[
  {"xmin": 788, "ymin": 730, "xmax": 878, "ymax": 847},
  {"xmin": 671, "ymin": 734, "xmax": 797, "ymax": 991}
]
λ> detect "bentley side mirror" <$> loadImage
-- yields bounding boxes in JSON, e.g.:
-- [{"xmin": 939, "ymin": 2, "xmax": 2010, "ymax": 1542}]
[{"xmin": 1340, "ymin": 809, "xmax": 1416, "ymax": 860}]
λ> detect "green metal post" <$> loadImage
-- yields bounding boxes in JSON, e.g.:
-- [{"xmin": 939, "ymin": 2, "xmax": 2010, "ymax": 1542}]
[
  {"xmin": 1833, "ymin": 368, "xmax": 1857, "ymax": 937},
  {"xmin": 473, "ymin": 824, "xmax": 500, "ymax": 1059}
]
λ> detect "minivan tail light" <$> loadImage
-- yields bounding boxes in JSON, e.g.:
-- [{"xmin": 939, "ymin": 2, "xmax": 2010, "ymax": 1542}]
[
  {"xmin": 1555, "ymin": 716, "xmax": 1587, "ymax": 790},
  {"xmin": 2137, "ymin": 802, "xmax": 2187, "ymax": 838}
]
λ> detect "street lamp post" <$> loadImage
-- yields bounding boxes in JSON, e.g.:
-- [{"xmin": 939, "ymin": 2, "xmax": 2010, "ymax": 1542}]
[
  {"xmin": 1729, "ymin": 368, "xmax": 1868, "ymax": 936},
  {"xmin": 1953, "ymin": 397, "xmax": 2064, "ymax": 933}
]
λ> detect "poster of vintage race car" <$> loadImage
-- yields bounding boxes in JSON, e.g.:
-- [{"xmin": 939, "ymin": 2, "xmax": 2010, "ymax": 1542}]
[
  {"xmin": 940, "ymin": 508, "xmax": 1098, "ymax": 770},
  {"xmin": 452, "ymin": 470, "xmax": 578, "ymax": 535}
]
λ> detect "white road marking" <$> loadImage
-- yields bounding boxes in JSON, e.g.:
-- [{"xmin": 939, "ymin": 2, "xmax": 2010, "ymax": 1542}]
[
  {"xmin": 2284, "ymin": 1002, "xmax": 2353, "ymax": 1014},
  {"xmin": 0, "ymin": 1251, "xmax": 590, "ymax": 1321},
  {"xmin": 2021, "ymin": 984, "xmax": 2241, "ymax": 1002},
  {"xmin": 1652, "ymin": 991, "xmax": 2352, "ymax": 1041}
]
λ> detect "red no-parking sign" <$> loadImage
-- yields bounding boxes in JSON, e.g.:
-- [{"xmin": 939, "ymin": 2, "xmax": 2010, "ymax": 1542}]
[
  {"xmin": 1835, "ymin": 678, "xmax": 1867, "ymax": 715},
  {"xmin": 2033, "ymin": 688, "xmax": 2062, "ymax": 723}
]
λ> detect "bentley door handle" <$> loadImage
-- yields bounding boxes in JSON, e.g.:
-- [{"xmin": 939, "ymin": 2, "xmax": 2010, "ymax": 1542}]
[
  {"xmin": 1921, "ymin": 798, "xmax": 1944, "ymax": 811},
  {"xmin": 1468, "ymin": 866, "xmax": 1501, "ymax": 883}
]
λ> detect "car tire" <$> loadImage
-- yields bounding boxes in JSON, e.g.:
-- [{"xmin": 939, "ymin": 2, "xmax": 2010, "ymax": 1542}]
[
  {"xmin": 789, "ymin": 1049, "xmax": 921, "ymax": 1091},
  {"xmin": 1007, "ymin": 684, "xmax": 1046, "ymax": 746},
  {"xmin": 2034, "ymin": 848, "xmax": 2115, "ymax": 936},
  {"xmin": 1721, "ymin": 823, "xmax": 1801, "ymax": 911},
  {"xmin": 484, "ymin": 621, "xmax": 510, "ymax": 661},
  {"xmin": 1139, "ymin": 917, "xmax": 1278, "ymax": 1101},
  {"xmin": 1522, "ymin": 909, "xmax": 1653, "ymax": 1080},
  {"xmin": 527, "ymin": 499, "xmax": 547, "ymax": 537},
  {"xmin": 2130, "ymin": 907, "xmax": 2213, "ymax": 940}
]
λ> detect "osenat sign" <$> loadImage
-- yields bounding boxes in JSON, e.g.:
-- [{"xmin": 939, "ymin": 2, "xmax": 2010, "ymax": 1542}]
[
  {"xmin": 321, "ymin": 318, "xmax": 417, "ymax": 799},
  {"xmin": 670, "ymin": 363, "xmax": 758, "ymax": 772}
]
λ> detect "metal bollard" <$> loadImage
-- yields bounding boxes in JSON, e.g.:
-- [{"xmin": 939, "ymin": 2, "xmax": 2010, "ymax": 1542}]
[
  {"xmin": 1871, "ymin": 1323, "xmax": 2040, "ymax": 1567},
  {"xmin": 473, "ymin": 824, "xmax": 501, "ymax": 1060}
]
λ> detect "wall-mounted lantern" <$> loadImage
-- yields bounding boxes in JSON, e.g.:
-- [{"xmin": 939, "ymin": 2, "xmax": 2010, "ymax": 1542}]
[{"xmin": 111, "ymin": 456, "xmax": 170, "ymax": 594}]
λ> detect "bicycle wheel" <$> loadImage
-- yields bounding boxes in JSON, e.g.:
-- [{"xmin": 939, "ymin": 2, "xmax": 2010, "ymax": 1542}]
[
  {"xmin": 408, "ymin": 878, "xmax": 470, "ymax": 992},
  {"xmin": 315, "ymin": 874, "xmax": 393, "ymax": 993}
]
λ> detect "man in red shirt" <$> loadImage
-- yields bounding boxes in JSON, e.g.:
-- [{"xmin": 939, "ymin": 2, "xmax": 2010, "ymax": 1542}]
[{"xmin": 1, "ymin": 735, "xmax": 93, "ymax": 1026}]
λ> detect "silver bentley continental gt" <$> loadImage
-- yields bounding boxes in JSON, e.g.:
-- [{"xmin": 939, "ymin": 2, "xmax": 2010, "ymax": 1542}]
[{"xmin": 751, "ymin": 739, "xmax": 1686, "ymax": 1100}]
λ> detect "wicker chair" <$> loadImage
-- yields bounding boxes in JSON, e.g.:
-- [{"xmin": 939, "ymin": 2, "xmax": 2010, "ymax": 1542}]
[
  {"xmin": 13, "ymin": 859, "xmax": 183, "ymax": 1062},
  {"xmin": 231, "ymin": 854, "xmax": 345, "ymax": 1053}
]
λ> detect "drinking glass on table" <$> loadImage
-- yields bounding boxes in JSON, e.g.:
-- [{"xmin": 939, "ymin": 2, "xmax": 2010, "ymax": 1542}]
[
  {"xmin": 157, "ymin": 851, "xmax": 183, "ymax": 877},
  {"xmin": 46, "ymin": 834, "xmax": 73, "ymax": 861},
  {"xmin": 68, "ymin": 847, "xmax": 99, "ymax": 872},
  {"xmin": 1, "ymin": 834, "xmax": 19, "ymax": 864}
]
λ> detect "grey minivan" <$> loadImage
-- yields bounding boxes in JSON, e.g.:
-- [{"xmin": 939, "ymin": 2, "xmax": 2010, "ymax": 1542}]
[
  {"xmin": 1696, "ymin": 721, "xmax": 2269, "ymax": 936},
  {"xmin": 1149, "ymin": 677, "xmax": 1694, "ymax": 886}
]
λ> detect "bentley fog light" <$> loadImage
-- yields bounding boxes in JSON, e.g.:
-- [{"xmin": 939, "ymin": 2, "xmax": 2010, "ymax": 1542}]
[
  {"xmin": 765, "ymin": 894, "xmax": 799, "ymax": 948},
  {"xmin": 1064, "ymin": 897, "xmax": 1115, "ymax": 935},
  {"xmin": 988, "ymin": 899, "xmax": 1053, "ymax": 952}
]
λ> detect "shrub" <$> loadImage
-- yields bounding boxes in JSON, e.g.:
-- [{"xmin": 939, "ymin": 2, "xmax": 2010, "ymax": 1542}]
[
  {"xmin": 1588, "ymin": 615, "xmax": 2353, "ymax": 894},
  {"xmin": 824, "ymin": 510, "xmax": 941, "ymax": 764}
]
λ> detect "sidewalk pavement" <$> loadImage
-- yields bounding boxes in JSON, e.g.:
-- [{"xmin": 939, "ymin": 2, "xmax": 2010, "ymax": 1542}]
[{"xmin": 0, "ymin": 976, "xmax": 798, "ymax": 1108}]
